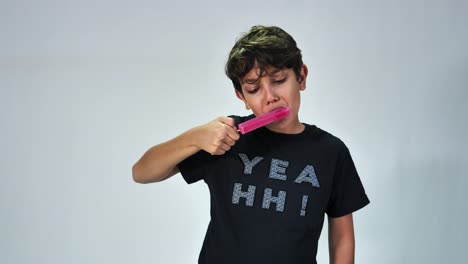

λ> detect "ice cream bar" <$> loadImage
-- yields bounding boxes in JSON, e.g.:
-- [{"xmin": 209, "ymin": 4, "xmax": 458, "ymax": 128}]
[{"xmin": 238, "ymin": 106, "xmax": 290, "ymax": 134}]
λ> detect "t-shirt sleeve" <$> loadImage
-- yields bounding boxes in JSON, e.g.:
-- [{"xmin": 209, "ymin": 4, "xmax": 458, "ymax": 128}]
[
  {"xmin": 326, "ymin": 144, "xmax": 370, "ymax": 218},
  {"xmin": 177, "ymin": 150, "xmax": 213, "ymax": 184}
]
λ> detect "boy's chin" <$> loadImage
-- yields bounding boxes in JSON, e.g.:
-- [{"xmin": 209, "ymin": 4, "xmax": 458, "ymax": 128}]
[
  {"xmin": 266, "ymin": 119, "xmax": 289, "ymax": 130},
  {"xmin": 267, "ymin": 117, "xmax": 304, "ymax": 134}
]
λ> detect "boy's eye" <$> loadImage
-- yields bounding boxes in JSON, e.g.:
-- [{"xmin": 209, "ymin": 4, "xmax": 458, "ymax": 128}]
[
  {"xmin": 246, "ymin": 88, "xmax": 259, "ymax": 94},
  {"xmin": 274, "ymin": 78, "xmax": 286, "ymax": 84}
]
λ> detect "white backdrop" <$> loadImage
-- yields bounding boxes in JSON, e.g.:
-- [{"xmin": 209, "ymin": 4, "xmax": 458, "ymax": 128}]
[{"xmin": 1, "ymin": 0, "xmax": 467, "ymax": 263}]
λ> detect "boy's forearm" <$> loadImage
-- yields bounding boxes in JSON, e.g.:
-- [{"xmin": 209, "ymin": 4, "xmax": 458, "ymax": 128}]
[
  {"xmin": 329, "ymin": 238, "xmax": 355, "ymax": 264},
  {"xmin": 132, "ymin": 128, "xmax": 201, "ymax": 183},
  {"xmin": 328, "ymin": 214, "xmax": 355, "ymax": 264},
  {"xmin": 133, "ymin": 117, "xmax": 239, "ymax": 183}
]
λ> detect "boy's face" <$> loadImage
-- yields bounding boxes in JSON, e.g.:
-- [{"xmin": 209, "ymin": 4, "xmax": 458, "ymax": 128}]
[{"xmin": 235, "ymin": 63, "xmax": 308, "ymax": 134}]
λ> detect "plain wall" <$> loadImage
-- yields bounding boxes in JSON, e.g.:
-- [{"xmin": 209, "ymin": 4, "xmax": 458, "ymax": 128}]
[{"xmin": 1, "ymin": 0, "xmax": 467, "ymax": 263}]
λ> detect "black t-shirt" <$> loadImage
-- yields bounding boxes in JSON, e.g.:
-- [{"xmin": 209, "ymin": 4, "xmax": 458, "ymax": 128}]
[{"xmin": 178, "ymin": 115, "xmax": 370, "ymax": 264}]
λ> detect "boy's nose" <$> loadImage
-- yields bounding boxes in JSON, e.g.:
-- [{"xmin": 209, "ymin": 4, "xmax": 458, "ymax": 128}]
[{"xmin": 265, "ymin": 85, "xmax": 279, "ymax": 105}]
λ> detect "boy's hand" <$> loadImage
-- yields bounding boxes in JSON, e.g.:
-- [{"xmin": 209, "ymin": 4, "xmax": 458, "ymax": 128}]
[{"xmin": 194, "ymin": 117, "xmax": 240, "ymax": 155}]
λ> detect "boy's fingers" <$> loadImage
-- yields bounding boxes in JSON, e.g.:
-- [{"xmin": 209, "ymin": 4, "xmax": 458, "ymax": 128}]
[
  {"xmin": 215, "ymin": 116, "xmax": 240, "ymax": 141},
  {"xmin": 226, "ymin": 125, "xmax": 240, "ymax": 141},
  {"xmin": 218, "ymin": 116, "xmax": 236, "ymax": 128},
  {"xmin": 220, "ymin": 142, "xmax": 231, "ymax": 152},
  {"xmin": 223, "ymin": 136, "xmax": 235, "ymax": 147}
]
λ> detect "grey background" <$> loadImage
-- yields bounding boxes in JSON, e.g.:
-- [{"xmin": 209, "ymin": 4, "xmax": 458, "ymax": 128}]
[{"xmin": 1, "ymin": 0, "xmax": 467, "ymax": 263}]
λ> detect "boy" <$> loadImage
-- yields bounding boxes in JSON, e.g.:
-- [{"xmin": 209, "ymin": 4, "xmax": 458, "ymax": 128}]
[{"xmin": 133, "ymin": 25, "xmax": 369, "ymax": 264}]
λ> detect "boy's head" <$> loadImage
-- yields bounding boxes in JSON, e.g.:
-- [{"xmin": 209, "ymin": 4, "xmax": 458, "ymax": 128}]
[{"xmin": 225, "ymin": 25, "xmax": 303, "ymax": 93}]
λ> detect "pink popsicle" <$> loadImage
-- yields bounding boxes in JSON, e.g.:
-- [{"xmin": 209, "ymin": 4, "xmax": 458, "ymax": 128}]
[{"xmin": 238, "ymin": 106, "xmax": 290, "ymax": 134}]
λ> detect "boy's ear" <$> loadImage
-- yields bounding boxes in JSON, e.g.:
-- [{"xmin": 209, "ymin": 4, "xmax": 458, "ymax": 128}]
[
  {"xmin": 235, "ymin": 89, "xmax": 246, "ymax": 102},
  {"xmin": 299, "ymin": 64, "xmax": 308, "ymax": 91},
  {"xmin": 235, "ymin": 89, "xmax": 251, "ymax": 110}
]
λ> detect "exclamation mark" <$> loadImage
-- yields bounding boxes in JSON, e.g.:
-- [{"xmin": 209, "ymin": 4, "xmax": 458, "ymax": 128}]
[{"xmin": 300, "ymin": 195, "xmax": 309, "ymax": 216}]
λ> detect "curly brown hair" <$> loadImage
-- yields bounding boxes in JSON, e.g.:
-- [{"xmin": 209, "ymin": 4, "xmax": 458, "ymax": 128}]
[{"xmin": 225, "ymin": 25, "xmax": 303, "ymax": 93}]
